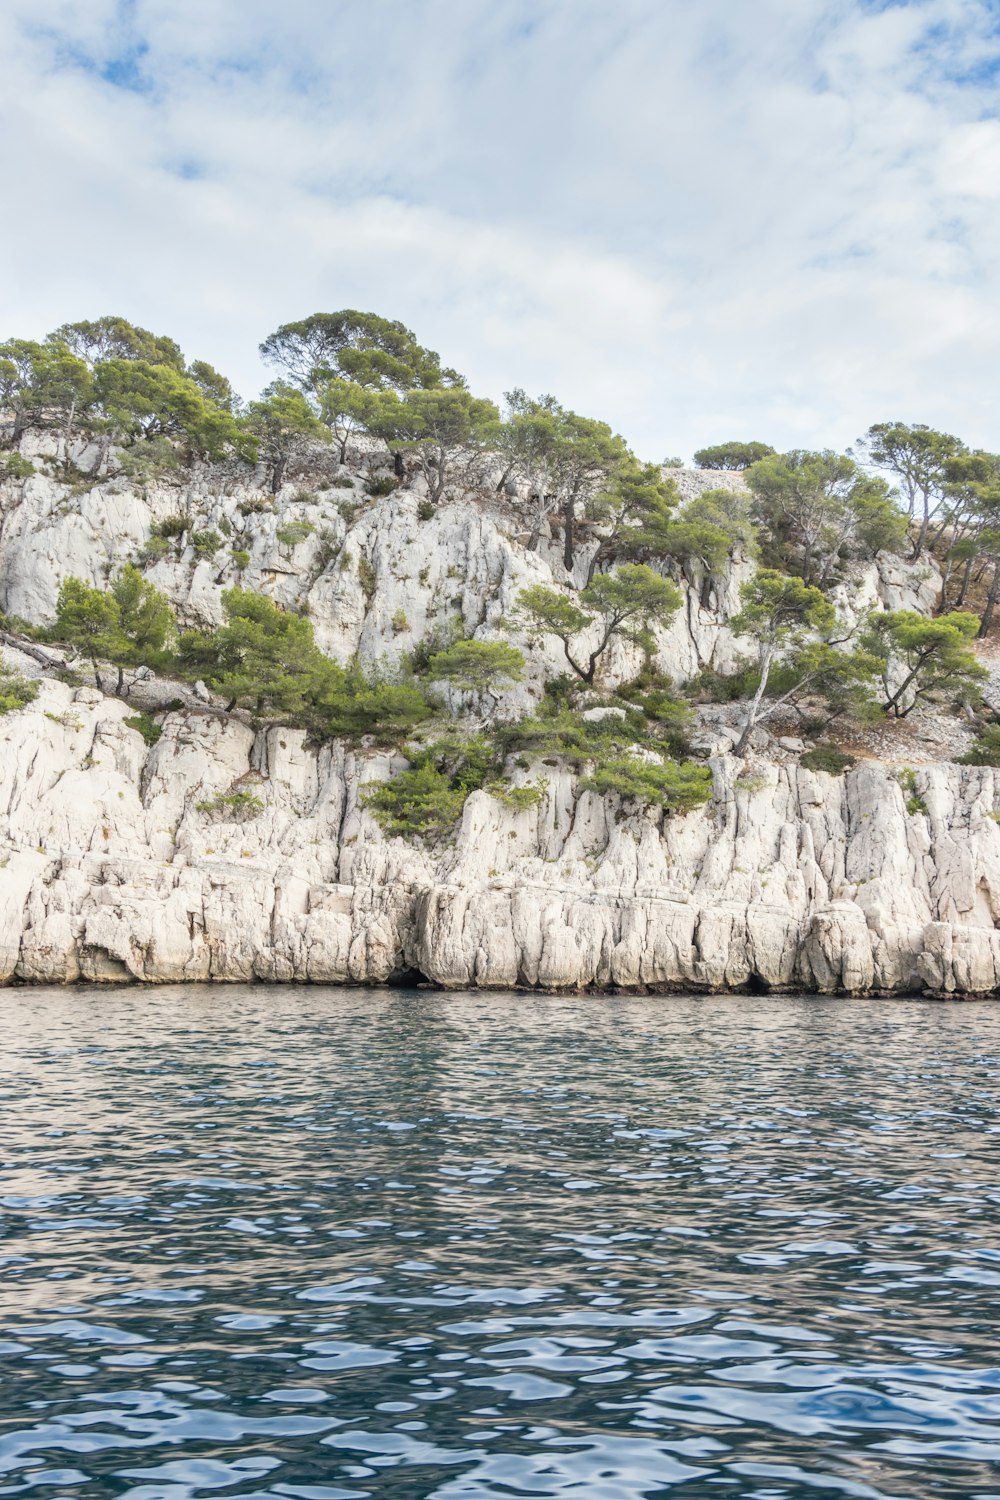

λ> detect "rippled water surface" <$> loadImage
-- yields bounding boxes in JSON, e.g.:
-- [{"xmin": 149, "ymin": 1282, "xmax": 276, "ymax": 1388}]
[{"xmin": 1, "ymin": 988, "xmax": 1000, "ymax": 1499}]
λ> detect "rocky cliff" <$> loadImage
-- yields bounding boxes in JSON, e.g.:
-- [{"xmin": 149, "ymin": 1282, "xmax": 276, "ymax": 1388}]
[{"xmin": 1, "ymin": 444, "xmax": 995, "ymax": 996}]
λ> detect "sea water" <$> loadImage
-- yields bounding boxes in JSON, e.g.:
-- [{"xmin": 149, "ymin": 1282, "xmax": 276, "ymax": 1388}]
[{"xmin": 0, "ymin": 986, "xmax": 998, "ymax": 1498}]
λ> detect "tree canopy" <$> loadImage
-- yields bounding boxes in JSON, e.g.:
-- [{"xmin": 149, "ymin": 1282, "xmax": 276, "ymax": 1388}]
[
  {"xmin": 243, "ymin": 382, "xmax": 330, "ymax": 491},
  {"xmin": 747, "ymin": 449, "xmax": 906, "ymax": 588},
  {"xmin": 728, "ymin": 569, "xmax": 878, "ymax": 751},
  {"xmin": 693, "ymin": 440, "xmax": 776, "ymax": 471},
  {"xmin": 857, "ymin": 422, "xmax": 964, "ymax": 560},
  {"xmin": 0, "ymin": 316, "xmax": 243, "ymax": 463},
  {"xmin": 52, "ymin": 565, "xmax": 176, "ymax": 689},
  {"xmin": 260, "ymin": 311, "xmax": 456, "ymax": 393},
  {"xmin": 520, "ymin": 565, "xmax": 681, "ymax": 684},
  {"xmin": 862, "ymin": 610, "xmax": 986, "ymax": 717}
]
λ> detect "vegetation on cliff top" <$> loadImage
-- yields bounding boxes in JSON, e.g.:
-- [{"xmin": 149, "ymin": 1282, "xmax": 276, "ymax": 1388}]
[{"xmin": 2, "ymin": 309, "xmax": 999, "ymax": 837}]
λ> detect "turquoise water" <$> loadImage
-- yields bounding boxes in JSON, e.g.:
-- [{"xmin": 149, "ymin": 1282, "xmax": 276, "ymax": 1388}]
[{"xmin": 1, "ymin": 987, "xmax": 999, "ymax": 1499}]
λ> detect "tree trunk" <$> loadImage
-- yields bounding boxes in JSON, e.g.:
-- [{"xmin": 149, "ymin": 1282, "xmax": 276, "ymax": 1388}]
[
  {"xmin": 910, "ymin": 496, "xmax": 931, "ymax": 561},
  {"xmin": 562, "ymin": 494, "xmax": 575, "ymax": 572},
  {"xmin": 89, "ymin": 435, "xmax": 111, "ymax": 478},
  {"xmin": 560, "ymin": 637, "xmax": 590, "ymax": 683},
  {"xmin": 62, "ymin": 398, "xmax": 77, "ymax": 469},
  {"xmin": 980, "ymin": 561, "xmax": 1000, "ymax": 640},
  {"xmin": 882, "ymin": 650, "xmax": 932, "ymax": 717},
  {"xmin": 735, "ymin": 644, "xmax": 773, "ymax": 753},
  {"xmin": 955, "ymin": 554, "xmax": 975, "ymax": 608},
  {"xmin": 585, "ymin": 546, "xmax": 607, "ymax": 587}
]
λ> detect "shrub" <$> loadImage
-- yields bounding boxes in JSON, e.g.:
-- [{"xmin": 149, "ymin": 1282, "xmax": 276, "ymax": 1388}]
[
  {"xmin": 150, "ymin": 514, "xmax": 188, "ymax": 540},
  {"xmin": 0, "ymin": 664, "xmax": 38, "ymax": 715},
  {"xmin": 337, "ymin": 499, "xmax": 359, "ymax": 524},
  {"xmin": 124, "ymin": 711, "xmax": 162, "ymax": 747},
  {"xmin": 231, "ymin": 548, "xmax": 251, "ymax": 571},
  {"xmin": 138, "ymin": 535, "xmax": 171, "ymax": 565},
  {"xmin": 405, "ymin": 619, "xmax": 463, "ymax": 675},
  {"xmin": 956, "ymin": 723, "xmax": 1000, "ymax": 768},
  {"xmin": 684, "ymin": 661, "xmax": 759, "ymax": 702},
  {"xmin": 499, "ymin": 701, "xmax": 685, "ymax": 769},
  {"xmin": 362, "ymin": 763, "xmax": 464, "ymax": 839},
  {"xmin": 276, "ymin": 520, "xmax": 315, "ymax": 549},
  {"xmin": 366, "ymin": 475, "xmax": 397, "ymax": 497},
  {"xmin": 417, "ymin": 498, "xmax": 436, "ymax": 521},
  {"xmin": 613, "ymin": 672, "xmax": 694, "ymax": 758},
  {"xmin": 581, "ymin": 752, "xmax": 713, "ymax": 812},
  {"xmin": 735, "ymin": 772, "xmax": 768, "ymax": 794},
  {"xmin": 331, "ymin": 475, "xmax": 355, "ymax": 489},
  {"xmin": 799, "ymin": 745, "xmax": 856, "ymax": 775},
  {"xmin": 693, "ymin": 440, "xmax": 776, "ymax": 471},
  {"xmin": 896, "ymin": 767, "xmax": 928, "ymax": 816},
  {"xmin": 116, "ymin": 437, "xmax": 180, "ymax": 482},
  {"xmin": 311, "ymin": 672, "xmax": 433, "ymax": 744},
  {"xmin": 497, "ymin": 700, "xmax": 710, "ymax": 815},
  {"xmin": 485, "ymin": 779, "xmax": 547, "ymax": 811},
  {"xmin": 194, "ymin": 789, "xmax": 265, "ymax": 821},
  {"xmin": 190, "ymin": 529, "xmax": 223, "ymax": 558},
  {"xmin": 358, "ymin": 556, "xmax": 377, "ymax": 601},
  {"xmin": 1, "ymin": 453, "xmax": 35, "ymax": 480},
  {"xmin": 392, "ymin": 609, "xmax": 410, "ymax": 634},
  {"xmin": 362, "ymin": 733, "xmax": 494, "ymax": 841}
]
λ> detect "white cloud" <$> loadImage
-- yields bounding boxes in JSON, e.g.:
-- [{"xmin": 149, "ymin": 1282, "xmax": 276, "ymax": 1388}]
[{"xmin": 0, "ymin": 0, "xmax": 998, "ymax": 459}]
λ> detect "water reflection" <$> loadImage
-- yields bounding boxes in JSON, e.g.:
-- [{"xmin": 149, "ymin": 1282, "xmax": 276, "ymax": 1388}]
[{"xmin": 0, "ymin": 987, "xmax": 998, "ymax": 1497}]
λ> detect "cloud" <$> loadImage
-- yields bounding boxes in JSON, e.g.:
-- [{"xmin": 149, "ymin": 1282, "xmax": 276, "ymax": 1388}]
[{"xmin": 0, "ymin": 0, "xmax": 998, "ymax": 459}]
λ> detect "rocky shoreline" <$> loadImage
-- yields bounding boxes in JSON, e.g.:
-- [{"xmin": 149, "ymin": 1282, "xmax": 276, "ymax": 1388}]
[{"xmin": 1, "ymin": 668, "xmax": 998, "ymax": 997}]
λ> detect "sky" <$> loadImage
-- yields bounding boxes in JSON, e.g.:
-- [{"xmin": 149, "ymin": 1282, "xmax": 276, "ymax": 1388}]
[{"xmin": 1, "ymin": 0, "xmax": 999, "ymax": 463}]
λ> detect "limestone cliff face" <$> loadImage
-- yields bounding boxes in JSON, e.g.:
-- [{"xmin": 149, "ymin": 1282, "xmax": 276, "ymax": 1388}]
[
  {"xmin": 0, "ymin": 666, "xmax": 998, "ymax": 993},
  {"xmin": 0, "ymin": 442, "xmax": 939, "ymax": 697},
  {"xmin": 2, "ymin": 446, "xmax": 989, "ymax": 996}
]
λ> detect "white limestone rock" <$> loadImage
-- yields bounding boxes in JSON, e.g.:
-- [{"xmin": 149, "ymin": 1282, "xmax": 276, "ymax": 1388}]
[
  {"xmin": 0, "ymin": 672, "xmax": 997, "ymax": 995},
  {"xmin": 0, "ymin": 452, "xmax": 979, "ymax": 996}
]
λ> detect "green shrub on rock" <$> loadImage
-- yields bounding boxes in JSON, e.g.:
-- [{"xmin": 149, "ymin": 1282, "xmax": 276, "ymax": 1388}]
[
  {"xmin": 799, "ymin": 745, "xmax": 856, "ymax": 775},
  {"xmin": 362, "ymin": 762, "xmax": 466, "ymax": 840},
  {"xmin": 1, "ymin": 453, "xmax": 35, "ymax": 480},
  {"xmin": 484, "ymin": 779, "xmax": 547, "ymax": 811},
  {"xmin": 362, "ymin": 734, "xmax": 494, "ymax": 840},
  {"xmin": 275, "ymin": 519, "xmax": 314, "ymax": 549},
  {"xmin": 581, "ymin": 752, "xmax": 713, "ymax": 812},
  {"xmin": 955, "ymin": 723, "xmax": 1000, "ymax": 768},
  {"xmin": 0, "ymin": 664, "xmax": 38, "ymax": 715},
  {"xmin": 195, "ymin": 789, "xmax": 264, "ymax": 821},
  {"xmin": 366, "ymin": 475, "xmax": 397, "ymax": 497},
  {"xmin": 190, "ymin": 529, "xmax": 223, "ymax": 558},
  {"xmin": 124, "ymin": 711, "xmax": 162, "ymax": 747}
]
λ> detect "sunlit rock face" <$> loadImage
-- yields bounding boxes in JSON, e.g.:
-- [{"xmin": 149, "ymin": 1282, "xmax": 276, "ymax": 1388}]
[
  {"xmin": 2, "ymin": 664, "xmax": 996, "ymax": 996},
  {"xmin": 3, "ymin": 450, "xmax": 978, "ymax": 996}
]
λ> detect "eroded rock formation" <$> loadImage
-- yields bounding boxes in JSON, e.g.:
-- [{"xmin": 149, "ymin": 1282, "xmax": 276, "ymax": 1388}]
[{"xmin": 2, "ymin": 448, "xmax": 993, "ymax": 995}]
